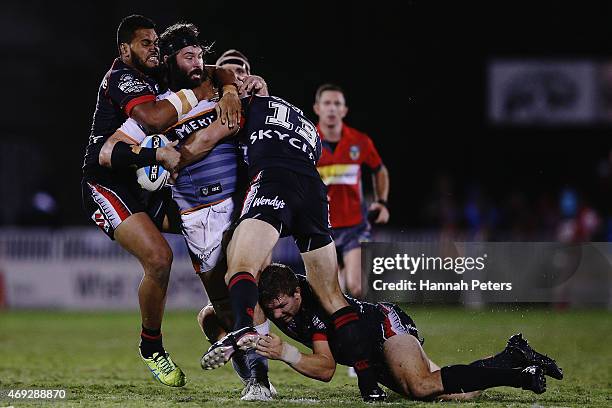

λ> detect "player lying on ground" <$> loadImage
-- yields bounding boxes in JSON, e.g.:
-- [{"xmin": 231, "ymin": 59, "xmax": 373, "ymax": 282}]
[
  {"xmin": 178, "ymin": 93, "xmax": 388, "ymax": 401},
  {"xmin": 117, "ymin": 22, "xmax": 274, "ymax": 400},
  {"xmin": 252, "ymin": 263, "xmax": 564, "ymax": 401}
]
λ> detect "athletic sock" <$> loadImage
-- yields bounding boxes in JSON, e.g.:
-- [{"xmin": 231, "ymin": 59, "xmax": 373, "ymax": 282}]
[
  {"xmin": 441, "ymin": 364, "xmax": 525, "ymax": 393},
  {"xmin": 229, "ymin": 345, "xmax": 270, "ymax": 386},
  {"xmin": 140, "ymin": 326, "xmax": 164, "ymax": 358},
  {"xmin": 254, "ymin": 319, "xmax": 270, "ymax": 336},
  {"xmin": 231, "ymin": 351, "xmax": 251, "ymax": 384},
  {"xmin": 252, "ymin": 319, "xmax": 270, "ymax": 373},
  {"xmin": 246, "ymin": 348, "xmax": 270, "ymax": 388},
  {"xmin": 470, "ymin": 348, "xmax": 516, "ymax": 369},
  {"xmin": 330, "ymin": 306, "xmax": 378, "ymax": 393},
  {"xmin": 228, "ymin": 272, "xmax": 258, "ymax": 330}
]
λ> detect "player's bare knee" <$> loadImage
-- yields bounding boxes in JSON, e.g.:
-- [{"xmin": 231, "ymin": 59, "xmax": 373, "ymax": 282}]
[
  {"xmin": 197, "ymin": 305, "xmax": 214, "ymax": 332},
  {"xmin": 143, "ymin": 247, "xmax": 173, "ymax": 283},
  {"xmin": 408, "ymin": 380, "xmax": 437, "ymax": 400},
  {"xmin": 198, "ymin": 304, "xmax": 226, "ymax": 343},
  {"xmin": 401, "ymin": 371, "xmax": 440, "ymax": 400}
]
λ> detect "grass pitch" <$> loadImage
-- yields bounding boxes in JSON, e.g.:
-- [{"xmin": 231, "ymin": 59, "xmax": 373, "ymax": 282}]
[{"xmin": 1, "ymin": 306, "xmax": 610, "ymax": 407}]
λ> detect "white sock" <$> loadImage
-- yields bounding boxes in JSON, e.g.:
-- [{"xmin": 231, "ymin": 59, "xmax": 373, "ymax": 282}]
[{"xmin": 255, "ymin": 319, "xmax": 270, "ymax": 336}]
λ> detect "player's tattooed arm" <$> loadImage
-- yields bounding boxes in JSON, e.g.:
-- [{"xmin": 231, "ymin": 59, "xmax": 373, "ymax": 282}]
[
  {"xmin": 178, "ymin": 118, "xmax": 239, "ymax": 168},
  {"xmin": 256, "ymin": 333, "xmax": 336, "ymax": 382},
  {"xmin": 206, "ymin": 65, "xmax": 241, "ymax": 129}
]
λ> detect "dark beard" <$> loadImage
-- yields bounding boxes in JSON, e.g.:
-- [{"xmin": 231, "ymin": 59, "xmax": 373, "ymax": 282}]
[
  {"xmin": 131, "ymin": 53, "xmax": 155, "ymax": 76},
  {"xmin": 172, "ymin": 69, "xmax": 205, "ymax": 90},
  {"xmin": 169, "ymin": 63, "xmax": 207, "ymax": 91}
]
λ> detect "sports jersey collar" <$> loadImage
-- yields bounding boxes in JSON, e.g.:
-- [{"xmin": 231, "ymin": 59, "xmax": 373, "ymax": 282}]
[
  {"xmin": 113, "ymin": 58, "xmax": 154, "ymax": 82},
  {"xmin": 317, "ymin": 122, "xmax": 349, "ymax": 154},
  {"xmin": 113, "ymin": 57, "xmax": 129, "ymax": 71}
]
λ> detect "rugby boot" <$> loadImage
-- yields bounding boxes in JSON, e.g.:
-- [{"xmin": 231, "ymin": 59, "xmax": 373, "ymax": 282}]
[
  {"xmin": 201, "ymin": 326, "xmax": 260, "ymax": 370},
  {"xmin": 520, "ymin": 365, "xmax": 547, "ymax": 394},
  {"xmin": 361, "ymin": 385, "xmax": 387, "ymax": 402},
  {"xmin": 241, "ymin": 378, "xmax": 274, "ymax": 401},
  {"xmin": 139, "ymin": 349, "xmax": 186, "ymax": 387},
  {"xmin": 506, "ymin": 333, "xmax": 564, "ymax": 380},
  {"xmin": 241, "ymin": 379, "xmax": 277, "ymax": 398}
]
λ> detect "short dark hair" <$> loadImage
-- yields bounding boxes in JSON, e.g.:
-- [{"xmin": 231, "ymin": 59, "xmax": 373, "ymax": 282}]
[
  {"xmin": 159, "ymin": 22, "xmax": 210, "ymax": 60},
  {"xmin": 116, "ymin": 14, "xmax": 156, "ymax": 51},
  {"xmin": 258, "ymin": 263, "xmax": 300, "ymax": 305},
  {"xmin": 315, "ymin": 83, "xmax": 345, "ymax": 102}
]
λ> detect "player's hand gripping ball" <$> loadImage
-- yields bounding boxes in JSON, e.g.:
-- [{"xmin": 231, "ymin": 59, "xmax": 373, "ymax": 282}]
[{"xmin": 136, "ymin": 134, "xmax": 170, "ymax": 191}]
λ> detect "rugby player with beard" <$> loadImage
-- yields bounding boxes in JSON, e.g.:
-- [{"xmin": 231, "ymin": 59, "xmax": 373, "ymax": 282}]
[
  {"xmin": 81, "ymin": 15, "xmax": 242, "ymax": 387},
  {"xmin": 116, "ymin": 23, "xmax": 273, "ymax": 400},
  {"xmin": 167, "ymin": 38, "xmax": 274, "ymax": 400}
]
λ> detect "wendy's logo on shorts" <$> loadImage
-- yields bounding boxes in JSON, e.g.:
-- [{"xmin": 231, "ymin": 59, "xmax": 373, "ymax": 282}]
[
  {"xmin": 349, "ymin": 145, "xmax": 360, "ymax": 161},
  {"xmin": 252, "ymin": 195, "xmax": 286, "ymax": 210}
]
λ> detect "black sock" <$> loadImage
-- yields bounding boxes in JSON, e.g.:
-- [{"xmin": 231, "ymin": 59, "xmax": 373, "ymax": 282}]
[
  {"xmin": 331, "ymin": 306, "xmax": 378, "ymax": 393},
  {"xmin": 140, "ymin": 326, "xmax": 163, "ymax": 358},
  {"xmin": 470, "ymin": 348, "xmax": 517, "ymax": 369},
  {"xmin": 441, "ymin": 365, "xmax": 525, "ymax": 393},
  {"xmin": 228, "ymin": 272, "xmax": 258, "ymax": 330}
]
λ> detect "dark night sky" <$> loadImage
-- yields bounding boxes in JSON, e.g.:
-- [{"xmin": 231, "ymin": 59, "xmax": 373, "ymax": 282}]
[{"xmin": 1, "ymin": 1, "xmax": 611, "ymax": 228}]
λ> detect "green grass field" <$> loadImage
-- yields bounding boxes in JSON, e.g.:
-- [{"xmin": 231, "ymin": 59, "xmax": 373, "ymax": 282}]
[{"xmin": 1, "ymin": 306, "xmax": 610, "ymax": 407}]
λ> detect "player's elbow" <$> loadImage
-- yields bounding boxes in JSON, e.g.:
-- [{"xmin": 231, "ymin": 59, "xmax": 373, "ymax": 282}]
[
  {"xmin": 317, "ymin": 364, "xmax": 336, "ymax": 382},
  {"xmin": 140, "ymin": 114, "xmax": 166, "ymax": 134},
  {"xmin": 318, "ymin": 371, "xmax": 334, "ymax": 382},
  {"xmin": 131, "ymin": 104, "xmax": 167, "ymax": 134},
  {"xmin": 98, "ymin": 137, "xmax": 118, "ymax": 168}
]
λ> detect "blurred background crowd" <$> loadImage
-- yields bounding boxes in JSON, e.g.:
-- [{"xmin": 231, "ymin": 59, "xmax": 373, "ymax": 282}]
[
  {"xmin": 0, "ymin": 1, "xmax": 611, "ymax": 308},
  {"xmin": 1, "ymin": 2, "xmax": 610, "ymax": 242}
]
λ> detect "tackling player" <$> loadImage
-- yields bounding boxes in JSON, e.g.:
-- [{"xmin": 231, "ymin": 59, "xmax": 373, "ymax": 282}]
[
  {"xmin": 254, "ymin": 263, "xmax": 564, "ymax": 401},
  {"xmin": 81, "ymin": 15, "xmax": 240, "ymax": 387},
  {"xmin": 186, "ymin": 94, "xmax": 388, "ymax": 401}
]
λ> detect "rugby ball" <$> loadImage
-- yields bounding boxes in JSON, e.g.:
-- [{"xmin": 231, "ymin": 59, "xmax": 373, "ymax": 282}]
[{"xmin": 136, "ymin": 134, "xmax": 170, "ymax": 191}]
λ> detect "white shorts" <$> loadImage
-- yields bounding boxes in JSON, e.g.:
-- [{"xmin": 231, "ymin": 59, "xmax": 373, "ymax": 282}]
[{"xmin": 181, "ymin": 198, "xmax": 235, "ymax": 273}]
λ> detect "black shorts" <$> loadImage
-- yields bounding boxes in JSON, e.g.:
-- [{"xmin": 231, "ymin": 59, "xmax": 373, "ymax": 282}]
[
  {"xmin": 239, "ymin": 168, "xmax": 332, "ymax": 252},
  {"xmin": 81, "ymin": 177, "xmax": 178, "ymax": 240},
  {"xmin": 371, "ymin": 303, "xmax": 423, "ymax": 394}
]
